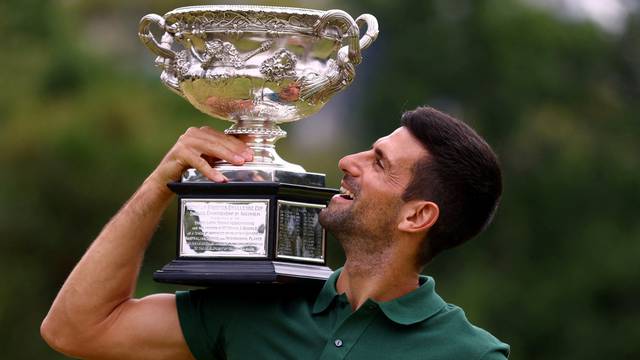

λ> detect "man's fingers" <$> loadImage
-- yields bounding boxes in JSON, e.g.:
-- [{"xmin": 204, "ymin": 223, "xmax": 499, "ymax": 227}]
[
  {"xmin": 164, "ymin": 126, "xmax": 255, "ymax": 183},
  {"xmin": 184, "ymin": 136, "xmax": 247, "ymax": 166},
  {"xmin": 184, "ymin": 149, "xmax": 227, "ymax": 183},
  {"xmin": 201, "ymin": 155, "xmax": 217, "ymax": 166},
  {"xmin": 194, "ymin": 127, "xmax": 253, "ymax": 161}
]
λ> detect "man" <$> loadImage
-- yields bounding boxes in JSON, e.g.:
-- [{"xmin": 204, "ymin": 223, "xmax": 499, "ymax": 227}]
[{"xmin": 41, "ymin": 107, "xmax": 510, "ymax": 359}]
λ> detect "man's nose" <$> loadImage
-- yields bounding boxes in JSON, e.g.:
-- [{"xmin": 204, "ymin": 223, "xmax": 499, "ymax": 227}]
[{"xmin": 338, "ymin": 152, "xmax": 363, "ymax": 176}]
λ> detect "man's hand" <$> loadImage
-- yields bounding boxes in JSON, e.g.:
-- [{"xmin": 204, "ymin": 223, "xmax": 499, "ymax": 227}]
[
  {"xmin": 41, "ymin": 127, "xmax": 249, "ymax": 359},
  {"xmin": 148, "ymin": 126, "xmax": 254, "ymax": 187}
]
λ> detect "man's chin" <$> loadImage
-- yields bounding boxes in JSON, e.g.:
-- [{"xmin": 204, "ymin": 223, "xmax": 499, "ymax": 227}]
[
  {"xmin": 319, "ymin": 206, "xmax": 347, "ymax": 229},
  {"xmin": 318, "ymin": 208, "xmax": 331, "ymax": 228}
]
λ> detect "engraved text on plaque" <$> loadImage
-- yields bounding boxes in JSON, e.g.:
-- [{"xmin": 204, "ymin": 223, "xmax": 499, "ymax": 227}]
[
  {"xmin": 276, "ymin": 200, "xmax": 325, "ymax": 263},
  {"xmin": 180, "ymin": 199, "xmax": 269, "ymax": 257}
]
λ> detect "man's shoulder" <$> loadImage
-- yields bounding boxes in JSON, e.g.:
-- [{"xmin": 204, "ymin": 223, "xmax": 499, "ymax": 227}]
[{"xmin": 418, "ymin": 302, "xmax": 510, "ymax": 359}]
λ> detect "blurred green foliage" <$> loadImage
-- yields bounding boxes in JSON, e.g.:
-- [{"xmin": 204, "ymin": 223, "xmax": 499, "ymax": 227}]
[{"xmin": 1, "ymin": 0, "xmax": 639, "ymax": 359}]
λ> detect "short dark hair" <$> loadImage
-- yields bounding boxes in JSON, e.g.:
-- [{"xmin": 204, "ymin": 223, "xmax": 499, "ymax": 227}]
[{"xmin": 401, "ymin": 107, "xmax": 502, "ymax": 264}]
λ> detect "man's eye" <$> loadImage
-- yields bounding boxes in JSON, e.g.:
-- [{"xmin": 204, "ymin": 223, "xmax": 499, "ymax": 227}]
[{"xmin": 375, "ymin": 158, "xmax": 383, "ymax": 168}]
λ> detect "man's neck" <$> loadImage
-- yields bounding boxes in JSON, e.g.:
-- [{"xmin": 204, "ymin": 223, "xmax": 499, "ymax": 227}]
[{"xmin": 336, "ymin": 256, "xmax": 420, "ymax": 312}]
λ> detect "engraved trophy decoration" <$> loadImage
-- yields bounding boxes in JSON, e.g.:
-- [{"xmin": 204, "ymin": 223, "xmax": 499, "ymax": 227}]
[{"xmin": 139, "ymin": 5, "xmax": 378, "ymax": 284}]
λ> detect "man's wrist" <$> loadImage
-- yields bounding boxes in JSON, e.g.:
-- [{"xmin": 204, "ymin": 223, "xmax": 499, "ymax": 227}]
[
  {"xmin": 120, "ymin": 173, "xmax": 176, "ymax": 217},
  {"xmin": 144, "ymin": 173, "xmax": 173, "ymax": 196}
]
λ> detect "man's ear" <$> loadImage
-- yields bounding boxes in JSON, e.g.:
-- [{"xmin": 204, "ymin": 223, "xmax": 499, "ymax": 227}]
[{"xmin": 397, "ymin": 200, "xmax": 439, "ymax": 233}]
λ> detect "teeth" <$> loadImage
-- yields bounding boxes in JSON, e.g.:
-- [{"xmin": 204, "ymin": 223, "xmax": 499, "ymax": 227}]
[{"xmin": 340, "ymin": 186, "xmax": 355, "ymax": 199}]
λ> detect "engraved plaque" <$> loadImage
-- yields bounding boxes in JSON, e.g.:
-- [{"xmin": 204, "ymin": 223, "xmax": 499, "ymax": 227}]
[
  {"xmin": 276, "ymin": 200, "xmax": 325, "ymax": 263},
  {"xmin": 180, "ymin": 199, "xmax": 269, "ymax": 258}
]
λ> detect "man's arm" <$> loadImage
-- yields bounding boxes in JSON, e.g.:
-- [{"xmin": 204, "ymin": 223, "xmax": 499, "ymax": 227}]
[{"xmin": 40, "ymin": 127, "xmax": 252, "ymax": 359}]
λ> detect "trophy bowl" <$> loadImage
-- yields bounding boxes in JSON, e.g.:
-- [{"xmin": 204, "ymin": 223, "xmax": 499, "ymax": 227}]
[{"xmin": 139, "ymin": 5, "xmax": 378, "ymax": 183}]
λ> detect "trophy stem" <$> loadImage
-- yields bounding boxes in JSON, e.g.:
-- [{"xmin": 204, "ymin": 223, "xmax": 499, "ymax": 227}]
[
  {"xmin": 225, "ymin": 120, "xmax": 286, "ymax": 140},
  {"xmin": 181, "ymin": 119, "xmax": 327, "ymax": 184},
  {"xmin": 246, "ymin": 142, "xmax": 287, "ymax": 165},
  {"xmin": 222, "ymin": 120, "xmax": 302, "ymax": 169}
]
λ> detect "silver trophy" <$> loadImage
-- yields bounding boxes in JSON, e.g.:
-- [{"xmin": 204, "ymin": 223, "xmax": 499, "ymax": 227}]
[
  {"xmin": 139, "ymin": 5, "xmax": 378, "ymax": 284},
  {"xmin": 140, "ymin": 5, "xmax": 378, "ymax": 184}
]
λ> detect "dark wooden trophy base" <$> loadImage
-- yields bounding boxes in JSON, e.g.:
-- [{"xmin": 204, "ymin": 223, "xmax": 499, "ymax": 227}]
[{"xmin": 153, "ymin": 182, "xmax": 338, "ymax": 285}]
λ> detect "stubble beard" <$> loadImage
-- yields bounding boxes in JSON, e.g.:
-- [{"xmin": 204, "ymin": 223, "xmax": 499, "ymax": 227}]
[{"xmin": 319, "ymin": 196, "xmax": 399, "ymax": 260}]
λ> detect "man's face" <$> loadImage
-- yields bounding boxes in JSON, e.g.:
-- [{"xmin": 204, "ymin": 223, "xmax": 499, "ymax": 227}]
[{"xmin": 319, "ymin": 127, "xmax": 428, "ymax": 250}]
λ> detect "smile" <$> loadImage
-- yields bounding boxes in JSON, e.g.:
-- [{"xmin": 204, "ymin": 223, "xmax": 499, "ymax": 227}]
[{"xmin": 339, "ymin": 186, "xmax": 355, "ymax": 200}]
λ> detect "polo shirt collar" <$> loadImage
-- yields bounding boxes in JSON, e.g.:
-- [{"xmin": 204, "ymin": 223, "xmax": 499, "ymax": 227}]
[
  {"xmin": 376, "ymin": 275, "xmax": 446, "ymax": 325},
  {"xmin": 312, "ymin": 268, "xmax": 341, "ymax": 314},
  {"xmin": 312, "ymin": 268, "xmax": 447, "ymax": 326}
]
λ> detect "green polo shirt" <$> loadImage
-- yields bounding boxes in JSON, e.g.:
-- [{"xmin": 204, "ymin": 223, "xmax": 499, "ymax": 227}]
[{"xmin": 176, "ymin": 269, "xmax": 510, "ymax": 359}]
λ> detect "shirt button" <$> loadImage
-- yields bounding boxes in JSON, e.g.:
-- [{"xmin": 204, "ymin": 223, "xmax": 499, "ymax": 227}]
[{"xmin": 334, "ymin": 339, "xmax": 343, "ymax": 347}]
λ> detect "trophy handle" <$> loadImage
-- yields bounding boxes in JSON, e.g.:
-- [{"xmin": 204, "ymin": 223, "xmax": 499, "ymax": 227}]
[
  {"xmin": 138, "ymin": 14, "xmax": 176, "ymax": 59},
  {"xmin": 300, "ymin": 11, "xmax": 379, "ymax": 103},
  {"xmin": 355, "ymin": 14, "xmax": 379, "ymax": 52},
  {"xmin": 315, "ymin": 10, "xmax": 361, "ymax": 65},
  {"xmin": 139, "ymin": 14, "xmax": 186, "ymax": 97}
]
